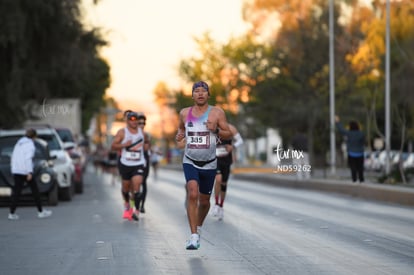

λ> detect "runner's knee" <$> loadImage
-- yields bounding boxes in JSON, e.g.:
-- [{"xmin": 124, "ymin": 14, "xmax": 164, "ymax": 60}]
[{"xmin": 198, "ymin": 195, "xmax": 210, "ymax": 206}]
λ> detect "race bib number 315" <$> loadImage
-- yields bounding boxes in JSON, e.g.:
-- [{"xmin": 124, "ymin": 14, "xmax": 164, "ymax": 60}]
[
  {"xmin": 187, "ymin": 131, "xmax": 210, "ymax": 149},
  {"xmin": 125, "ymin": 151, "xmax": 141, "ymax": 160}
]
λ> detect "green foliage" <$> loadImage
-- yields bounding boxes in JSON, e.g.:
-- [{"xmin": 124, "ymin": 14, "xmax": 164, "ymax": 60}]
[
  {"xmin": 378, "ymin": 166, "xmax": 414, "ymax": 184},
  {"xmin": 172, "ymin": 90, "xmax": 195, "ymax": 115},
  {"xmin": 241, "ymin": 0, "xmax": 338, "ymax": 156},
  {"xmin": 174, "ymin": 0, "xmax": 414, "ymax": 159},
  {"xmin": 0, "ymin": 0, "xmax": 109, "ymax": 132},
  {"xmin": 342, "ymin": 0, "xmax": 414, "ymax": 149}
]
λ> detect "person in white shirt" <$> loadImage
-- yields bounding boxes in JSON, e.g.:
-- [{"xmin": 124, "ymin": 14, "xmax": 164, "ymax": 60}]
[{"xmin": 8, "ymin": 128, "xmax": 52, "ymax": 220}]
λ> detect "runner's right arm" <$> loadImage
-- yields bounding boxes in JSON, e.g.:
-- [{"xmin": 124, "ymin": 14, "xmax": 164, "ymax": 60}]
[{"xmin": 111, "ymin": 129, "xmax": 131, "ymax": 151}]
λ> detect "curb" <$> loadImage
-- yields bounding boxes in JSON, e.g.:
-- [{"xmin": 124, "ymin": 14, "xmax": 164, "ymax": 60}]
[
  {"xmin": 232, "ymin": 173, "xmax": 414, "ymax": 206},
  {"xmin": 161, "ymin": 164, "xmax": 414, "ymax": 206}
]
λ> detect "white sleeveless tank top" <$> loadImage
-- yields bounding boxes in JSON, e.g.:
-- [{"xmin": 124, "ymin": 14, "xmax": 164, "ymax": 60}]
[
  {"xmin": 120, "ymin": 127, "xmax": 146, "ymax": 167},
  {"xmin": 183, "ymin": 106, "xmax": 217, "ymax": 169}
]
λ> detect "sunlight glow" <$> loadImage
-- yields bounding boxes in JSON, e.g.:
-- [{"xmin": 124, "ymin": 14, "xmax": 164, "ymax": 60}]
[{"xmin": 82, "ymin": 0, "xmax": 250, "ymax": 116}]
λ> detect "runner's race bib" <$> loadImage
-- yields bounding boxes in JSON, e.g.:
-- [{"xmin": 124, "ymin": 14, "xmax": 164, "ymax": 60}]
[
  {"xmin": 187, "ymin": 131, "xmax": 210, "ymax": 149},
  {"xmin": 125, "ymin": 151, "xmax": 141, "ymax": 161},
  {"xmin": 216, "ymin": 146, "xmax": 228, "ymax": 157}
]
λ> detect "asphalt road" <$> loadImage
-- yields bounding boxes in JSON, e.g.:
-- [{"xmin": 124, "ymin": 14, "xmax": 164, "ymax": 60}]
[{"xmin": 1, "ymin": 164, "xmax": 413, "ymax": 275}]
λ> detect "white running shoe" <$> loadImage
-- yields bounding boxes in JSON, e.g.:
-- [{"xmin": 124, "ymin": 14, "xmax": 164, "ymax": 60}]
[
  {"xmin": 8, "ymin": 213, "xmax": 19, "ymax": 220},
  {"xmin": 38, "ymin": 209, "xmax": 52, "ymax": 218},
  {"xmin": 211, "ymin": 204, "xmax": 219, "ymax": 216},
  {"xmin": 217, "ymin": 207, "xmax": 224, "ymax": 220},
  {"xmin": 186, "ymin": 234, "xmax": 200, "ymax": 250}
]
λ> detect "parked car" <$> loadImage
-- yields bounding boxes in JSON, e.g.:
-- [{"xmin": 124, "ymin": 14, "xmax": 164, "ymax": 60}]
[
  {"xmin": 392, "ymin": 152, "xmax": 409, "ymax": 167},
  {"xmin": 364, "ymin": 150, "xmax": 405, "ymax": 172},
  {"xmin": 0, "ymin": 128, "xmax": 75, "ymax": 201},
  {"xmin": 403, "ymin": 153, "xmax": 414, "ymax": 169},
  {"xmin": 371, "ymin": 150, "xmax": 398, "ymax": 172},
  {"xmin": 0, "ymin": 136, "xmax": 58, "ymax": 205},
  {"xmin": 364, "ymin": 151, "xmax": 374, "ymax": 171},
  {"xmin": 55, "ymin": 127, "xmax": 86, "ymax": 193}
]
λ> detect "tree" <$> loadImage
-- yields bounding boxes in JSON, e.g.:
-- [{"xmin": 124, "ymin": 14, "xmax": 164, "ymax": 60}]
[
  {"xmin": 173, "ymin": 0, "xmax": 414, "ymax": 168},
  {"xmin": 242, "ymin": 0, "xmax": 346, "ymax": 165},
  {"xmin": 345, "ymin": 0, "xmax": 414, "ymax": 152},
  {"xmin": 152, "ymin": 81, "xmax": 180, "ymax": 156},
  {"xmin": 177, "ymin": 33, "xmax": 274, "ymax": 139},
  {"xmin": 0, "ymin": 0, "xmax": 110, "ymax": 132}
]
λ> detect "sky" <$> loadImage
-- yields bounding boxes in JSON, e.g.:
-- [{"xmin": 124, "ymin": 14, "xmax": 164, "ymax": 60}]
[{"xmin": 83, "ymin": 0, "xmax": 250, "ymax": 114}]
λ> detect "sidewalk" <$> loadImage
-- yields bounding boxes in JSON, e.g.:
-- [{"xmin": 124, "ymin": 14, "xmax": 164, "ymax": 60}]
[
  {"xmin": 163, "ymin": 164, "xmax": 414, "ymax": 206},
  {"xmin": 231, "ymin": 165, "xmax": 414, "ymax": 206}
]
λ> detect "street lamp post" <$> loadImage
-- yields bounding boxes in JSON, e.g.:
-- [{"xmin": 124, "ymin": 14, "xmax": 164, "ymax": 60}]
[
  {"xmin": 329, "ymin": 0, "xmax": 336, "ymax": 175},
  {"xmin": 385, "ymin": 0, "xmax": 391, "ymax": 175},
  {"xmin": 103, "ymin": 107, "xmax": 121, "ymax": 149}
]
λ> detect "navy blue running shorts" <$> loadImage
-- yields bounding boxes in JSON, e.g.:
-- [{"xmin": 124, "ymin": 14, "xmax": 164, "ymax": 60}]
[{"xmin": 183, "ymin": 163, "xmax": 216, "ymax": 195}]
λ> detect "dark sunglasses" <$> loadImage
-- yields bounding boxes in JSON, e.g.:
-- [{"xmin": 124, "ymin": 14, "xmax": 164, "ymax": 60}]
[{"xmin": 138, "ymin": 122, "xmax": 146, "ymax": 125}]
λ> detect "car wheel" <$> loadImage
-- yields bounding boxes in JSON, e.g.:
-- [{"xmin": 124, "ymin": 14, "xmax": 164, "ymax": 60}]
[
  {"xmin": 59, "ymin": 173, "xmax": 75, "ymax": 201},
  {"xmin": 47, "ymin": 182, "xmax": 59, "ymax": 206},
  {"xmin": 59, "ymin": 186, "xmax": 72, "ymax": 201}
]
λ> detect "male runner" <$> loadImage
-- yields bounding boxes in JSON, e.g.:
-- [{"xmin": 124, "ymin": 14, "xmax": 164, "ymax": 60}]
[
  {"xmin": 176, "ymin": 80, "xmax": 232, "ymax": 249},
  {"xmin": 111, "ymin": 111, "xmax": 149, "ymax": 221},
  {"xmin": 212, "ymin": 123, "xmax": 243, "ymax": 220}
]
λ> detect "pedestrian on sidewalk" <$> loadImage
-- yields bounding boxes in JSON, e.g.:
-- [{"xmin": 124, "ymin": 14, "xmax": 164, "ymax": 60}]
[
  {"xmin": 212, "ymin": 123, "xmax": 243, "ymax": 220},
  {"xmin": 335, "ymin": 115, "xmax": 365, "ymax": 183},
  {"xmin": 8, "ymin": 128, "xmax": 52, "ymax": 220},
  {"xmin": 176, "ymin": 80, "xmax": 232, "ymax": 250},
  {"xmin": 111, "ymin": 111, "xmax": 149, "ymax": 221}
]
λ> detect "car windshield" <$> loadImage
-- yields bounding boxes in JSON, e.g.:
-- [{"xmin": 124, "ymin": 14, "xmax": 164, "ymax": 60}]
[
  {"xmin": 0, "ymin": 136, "xmax": 50, "ymax": 161},
  {"xmin": 37, "ymin": 134, "xmax": 62, "ymax": 150},
  {"xmin": 0, "ymin": 136, "xmax": 19, "ymax": 161},
  {"xmin": 56, "ymin": 129, "xmax": 75, "ymax": 143},
  {"xmin": 34, "ymin": 142, "xmax": 49, "ymax": 159}
]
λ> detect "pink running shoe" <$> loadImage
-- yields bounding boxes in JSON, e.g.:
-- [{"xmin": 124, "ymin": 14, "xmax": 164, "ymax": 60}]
[{"xmin": 123, "ymin": 208, "xmax": 133, "ymax": 220}]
